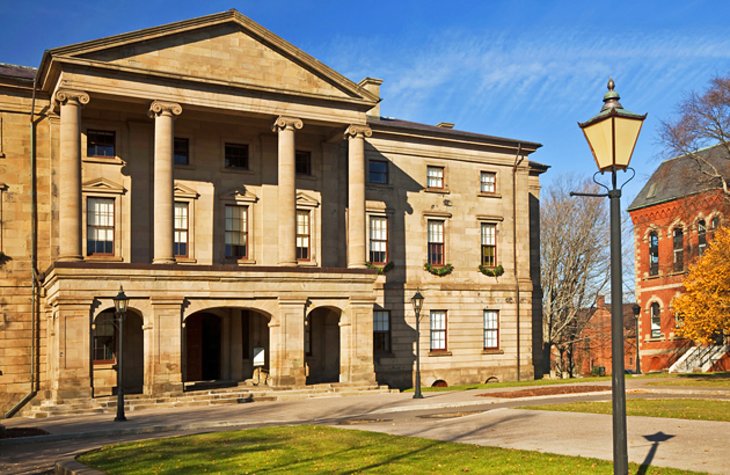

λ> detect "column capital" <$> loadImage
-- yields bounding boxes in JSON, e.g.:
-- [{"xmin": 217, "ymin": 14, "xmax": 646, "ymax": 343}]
[
  {"xmin": 148, "ymin": 100, "xmax": 183, "ymax": 118},
  {"xmin": 54, "ymin": 89, "xmax": 90, "ymax": 107},
  {"xmin": 344, "ymin": 124, "xmax": 372, "ymax": 140},
  {"xmin": 272, "ymin": 116, "xmax": 303, "ymax": 132}
]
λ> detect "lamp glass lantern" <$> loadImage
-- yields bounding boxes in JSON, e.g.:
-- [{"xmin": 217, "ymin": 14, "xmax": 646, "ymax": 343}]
[
  {"xmin": 113, "ymin": 286, "xmax": 129, "ymax": 314},
  {"xmin": 411, "ymin": 291, "xmax": 424, "ymax": 316}
]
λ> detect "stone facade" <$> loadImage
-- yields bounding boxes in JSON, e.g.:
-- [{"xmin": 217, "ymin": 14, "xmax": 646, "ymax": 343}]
[{"xmin": 0, "ymin": 10, "xmax": 544, "ymax": 413}]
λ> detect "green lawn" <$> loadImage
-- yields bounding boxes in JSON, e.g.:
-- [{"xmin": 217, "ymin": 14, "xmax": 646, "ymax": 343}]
[
  {"xmin": 520, "ymin": 398, "xmax": 730, "ymax": 422},
  {"xmin": 644, "ymin": 372, "xmax": 730, "ymax": 388},
  {"xmin": 78, "ymin": 425, "xmax": 699, "ymax": 474},
  {"xmin": 405, "ymin": 375, "xmax": 611, "ymax": 393}
]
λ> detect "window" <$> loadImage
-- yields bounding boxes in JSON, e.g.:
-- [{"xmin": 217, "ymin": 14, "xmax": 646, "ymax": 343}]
[
  {"xmin": 480, "ymin": 172, "xmax": 496, "ymax": 193},
  {"xmin": 673, "ymin": 228, "xmax": 684, "ymax": 272},
  {"xmin": 369, "ymin": 216, "xmax": 388, "ymax": 264},
  {"xmin": 87, "ymin": 130, "xmax": 115, "ymax": 157},
  {"xmin": 87, "ymin": 197, "xmax": 114, "ymax": 256},
  {"xmin": 225, "ymin": 143, "xmax": 249, "ymax": 169},
  {"xmin": 296, "ymin": 210, "xmax": 310, "ymax": 261},
  {"xmin": 650, "ymin": 303, "xmax": 661, "ymax": 338},
  {"xmin": 368, "ymin": 160, "xmax": 389, "ymax": 184},
  {"xmin": 225, "ymin": 205, "xmax": 248, "ymax": 259},
  {"xmin": 710, "ymin": 216, "xmax": 721, "ymax": 239},
  {"xmin": 174, "ymin": 202, "xmax": 189, "ymax": 257},
  {"xmin": 483, "ymin": 310, "xmax": 499, "ymax": 350},
  {"xmin": 373, "ymin": 310, "xmax": 391, "ymax": 354},
  {"xmin": 481, "ymin": 223, "xmax": 497, "ymax": 267},
  {"xmin": 430, "ymin": 310, "xmax": 447, "ymax": 351},
  {"xmin": 296, "ymin": 150, "xmax": 311, "ymax": 176},
  {"xmin": 93, "ymin": 313, "xmax": 115, "ymax": 362},
  {"xmin": 698, "ymin": 220, "xmax": 707, "ymax": 256},
  {"xmin": 649, "ymin": 231, "xmax": 659, "ymax": 276},
  {"xmin": 427, "ymin": 220, "xmax": 445, "ymax": 266},
  {"xmin": 174, "ymin": 138, "xmax": 189, "ymax": 166},
  {"xmin": 427, "ymin": 166, "xmax": 444, "ymax": 189}
]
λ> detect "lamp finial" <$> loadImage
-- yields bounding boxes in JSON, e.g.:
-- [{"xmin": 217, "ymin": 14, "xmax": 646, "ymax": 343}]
[{"xmin": 601, "ymin": 77, "xmax": 623, "ymax": 112}]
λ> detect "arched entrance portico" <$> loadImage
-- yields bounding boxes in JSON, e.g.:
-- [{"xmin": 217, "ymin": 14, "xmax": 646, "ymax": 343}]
[
  {"xmin": 306, "ymin": 306, "xmax": 342, "ymax": 384},
  {"xmin": 183, "ymin": 307, "xmax": 270, "ymax": 387},
  {"xmin": 92, "ymin": 308, "xmax": 144, "ymax": 397}
]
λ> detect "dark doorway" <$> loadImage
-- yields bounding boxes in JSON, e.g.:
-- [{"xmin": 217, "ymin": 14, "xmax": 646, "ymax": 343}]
[
  {"xmin": 185, "ymin": 313, "xmax": 222, "ymax": 381},
  {"xmin": 306, "ymin": 307, "xmax": 341, "ymax": 384},
  {"xmin": 91, "ymin": 309, "xmax": 144, "ymax": 396}
]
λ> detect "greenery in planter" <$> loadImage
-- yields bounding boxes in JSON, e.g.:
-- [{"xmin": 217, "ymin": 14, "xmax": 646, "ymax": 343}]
[
  {"xmin": 424, "ymin": 262, "xmax": 454, "ymax": 276},
  {"xmin": 479, "ymin": 264, "xmax": 504, "ymax": 277},
  {"xmin": 366, "ymin": 261, "xmax": 394, "ymax": 274}
]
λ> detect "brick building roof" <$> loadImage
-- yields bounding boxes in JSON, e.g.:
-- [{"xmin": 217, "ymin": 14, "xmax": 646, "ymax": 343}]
[{"xmin": 628, "ymin": 145, "xmax": 730, "ymax": 212}]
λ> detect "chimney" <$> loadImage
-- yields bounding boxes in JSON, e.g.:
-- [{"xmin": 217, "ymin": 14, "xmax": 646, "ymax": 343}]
[
  {"xmin": 596, "ymin": 295, "xmax": 606, "ymax": 308},
  {"xmin": 358, "ymin": 77, "xmax": 382, "ymax": 117},
  {"xmin": 436, "ymin": 122, "xmax": 455, "ymax": 129}
]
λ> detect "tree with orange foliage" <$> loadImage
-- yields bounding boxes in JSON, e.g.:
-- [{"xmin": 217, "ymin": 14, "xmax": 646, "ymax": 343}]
[{"xmin": 673, "ymin": 226, "xmax": 730, "ymax": 343}]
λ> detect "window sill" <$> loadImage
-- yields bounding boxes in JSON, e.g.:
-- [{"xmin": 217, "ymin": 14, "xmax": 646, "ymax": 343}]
[
  {"xmin": 481, "ymin": 349, "xmax": 504, "ymax": 355},
  {"xmin": 235, "ymin": 258, "xmax": 257, "ymax": 265},
  {"xmin": 83, "ymin": 156, "xmax": 124, "ymax": 165},
  {"xmin": 175, "ymin": 257, "xmax": 197, "ymax": 264},
  {"xmin": 296, "ymin": 174, "xmax": 318, "ymax": 182},
  {"xmin": 425, "ymin": 187, "xmax": 450, "ymax": 195},
  {"xmin": 174, "ymin": 164, "xmax": 195, "ymax": 170},
  {"xmin": 367, "ymin": 182, "xmax": 393, "ymax": 190},
  {"xmin": 220, "ymin": 167, "xmax": 254, "ymax": 175},
  {"xmin": 428, "ymin": 350, "xmax": 452, "ymax": 357},
  {"xmin": 644, "ymin": 336, "xmax": 664, "ymax": 342},
  {"xmin": 297, "ymin": 261, "xmax": 319, "ymax": 267},
  {"xmin": 478, "ymin": 192, "xmax": 502, "ymax": 199},
  {"xmin": 85, "ymin": 255, "xmax": 124, "ymax": 262}
]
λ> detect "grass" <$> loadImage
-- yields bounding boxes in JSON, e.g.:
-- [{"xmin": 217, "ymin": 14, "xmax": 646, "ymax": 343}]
[
  {"xmin": 404, "ymin": 375, "xmax": 611, "ymax": 392},
  {"xmin": 644, "ymin": 372, "xmax": 730, "ymax": 388},
  {"xmin": 520, "ymin": 398, "xmax": 730, "ymax": 422},
  {"xmin": 78, "ymin": 425, "xmax": 699, "ymax": 474}
]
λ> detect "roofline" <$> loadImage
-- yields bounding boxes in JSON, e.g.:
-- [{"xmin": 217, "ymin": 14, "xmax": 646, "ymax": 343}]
[{"xmin": 627, "ymin": 187, "xmax": 723, "ymax": 212}]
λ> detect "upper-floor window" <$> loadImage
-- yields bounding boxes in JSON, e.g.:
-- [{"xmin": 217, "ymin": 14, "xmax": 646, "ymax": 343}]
[
  {"xmin": 368, "ymin": 160, "xmax": 389, "ymax": 184},
  {"xmin": 174, "ymin": 202, "xmax": 189, "ymax": 258},
  {"xmin": 480, "ymin": 172, "xmax": 496, "ymax": 193},
  {"xmin": 174, "ymin": 138, "xmax": 189, "ymax": 166},
  {"xmin": 224, "ymin": 205, "xmax": 248, "ymax": 259},
  {"xmin": 481, "ymin": 223, "xmax": 497, "ymax": 267},
  {"xmin": 368, "ymin": 216, "xmax": 388, "ymax": 264},
  {"xmin": 673, "ymin": 227, "xmax": 684, "ymax": 272},
  {"xmin": 225, "ymin": 143, "xmax": 249, "ymax": 170},
  {"xmin": 296, "ymin": 210, "xmax": 310, "ymax": 261},
  {"xmin": 427, "ymin": 166, "xmax": 444, "ymax": 189},
  {"xmin": 427, "ymin": 220, "xmax": 445, "ymax": 266},
  {"xmin": 710, "ymin": 216, "xmax": 721, "ymax": 238},
  {"xmin": 430, "ymin": 310, "xmax": 447, "ymax": 351},
  {"xmin": 373, "ymin": 310, "xmax": 391, "ymax": 354},
  {"xmin": 483, "ymin": 310, "xmax": 499, "ymax": 350},
  {"xmin": 650, "ymin": 302, "xmax": 661, "ymax": 338},
  {"xmin": 296, "ymin": 150, "xmax": 311, "ymax": 176},
  {"xmin": 698, "ymin": 220, "xmax": 707, "ymax": 256},
  {"xmin": 87, "ymin": 197, "xmax": 114, "ymax": 256},
  {"xmin": 649, "ymin": 231, "xmax": 659, "ymax": 276},
  {"xmin": 87, "ymin": 130, "xmax": 115, "ymax": 158}
]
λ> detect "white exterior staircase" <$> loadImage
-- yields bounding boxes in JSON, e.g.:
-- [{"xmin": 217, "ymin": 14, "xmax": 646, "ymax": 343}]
[{"xmin": 668, "ymin": 343, "xmax": 729, "ymax": 373}]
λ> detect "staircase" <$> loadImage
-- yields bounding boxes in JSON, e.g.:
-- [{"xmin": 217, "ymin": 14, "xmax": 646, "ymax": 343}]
[
  {"xmin": 668, "ymin": 343, "xmax": 729, "ymax": 373},
  {"xmin": 20, "ymin": 383, "xmax": 395, "ymax": 419}
]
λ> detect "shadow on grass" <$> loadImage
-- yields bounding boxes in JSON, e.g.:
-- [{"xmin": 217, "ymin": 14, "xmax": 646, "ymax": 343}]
[{"xmin": 676, "ymin": 372, "xmax": 730, "ymax": 381}]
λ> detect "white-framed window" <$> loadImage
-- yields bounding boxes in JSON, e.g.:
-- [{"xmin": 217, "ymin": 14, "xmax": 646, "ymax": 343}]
[
  {"xmin": 650, "ymin": 302, "xmax": 661, "ymax": 338},
  {"xmin": 296, "ymin": 210, "xmax": 311, "ymax": 261},
  {"xmin": 427, "ymin": 220, "xmax": 445, "ymax": 266},
  {"xmin": 480, "ymin": 171, "xmax": 496, "ymax": 193},
  {"xmin": 673, "ymin": 227, "xmax": 684, "ymax": 272},
  {"xmin": 481, "ymin": 223, "xmax": 497, "ymax": 267},
  {"xmin": 174, "ymin": 202, "xmax": 189, "ymax": 258},
  {"xmin": 649, "ymin": 231, "xmax": 659, "ymax": 276},
  {"xmin": 369, "ymin": 216, "xmax": 388, "ymax": 264},
  {"xmin": 87, "ymin": 197, "xmax": 115, "ymax": 256},
  {"xmin": 430, "ymin": 310, "xmax": 447, "ymax": 351},
  {"xmin": 698, "ymin": 220, "xmax": 707, "ymax": 256},
  {"xmin": 225, "ymin": 205, "xmax": 248, "ymax": 259},
  {"xmin": 483, "ymin": 310, "xmax": 499, "ymax": 349},
  {"xmin": 427, "ymin": 166, "xmax": 445, "ymax": 189},
  {"xmin": 373, "ymin": 310, "xmax": 391, "ymax": 354}
]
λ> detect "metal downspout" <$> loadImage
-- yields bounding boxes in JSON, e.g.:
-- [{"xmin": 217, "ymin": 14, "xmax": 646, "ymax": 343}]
[
  {"xmin": 4, "ymin": 76, "xmax": 39, "ymax": 418},
  {"xmin": 512, "ymin": 144, "xmax": 523, "ymax": 381}
]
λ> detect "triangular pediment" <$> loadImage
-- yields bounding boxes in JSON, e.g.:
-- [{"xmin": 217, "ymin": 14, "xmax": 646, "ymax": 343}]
[
  {"xmin": 82, "ymin": 177, "xmax": 126, "ymax": 195},
  {"xmin": 174, "ymin": 182, "xmax": 200, "ymax": 199},
  {"xmin": 50, "ymin": 11, "xmax": 377, "ymax": 103},
  {"xmin": 221, "ymin": 185, "xmax": 258, "ymax": 203},
  {"xmin": 296, "ymin": 191, "xmax": 319, "ymax": 208}
]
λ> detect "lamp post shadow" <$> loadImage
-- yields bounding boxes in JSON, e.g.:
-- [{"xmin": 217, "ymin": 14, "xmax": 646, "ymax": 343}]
[{"xmin": 637, "ymin": 431, "xmax": 675, "ymax": 475}]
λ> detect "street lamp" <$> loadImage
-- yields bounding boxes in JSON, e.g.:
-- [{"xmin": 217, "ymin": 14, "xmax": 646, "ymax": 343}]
[
  {"xmin": 632, "ymin": 304, "xmax": 641, "ymax": 375},
  {"xmin": 113, "ymin": 286, "xmax": 129, "ymax": 422},
  {"xmin": 411, "ymin": 291, "xmax": 424, "ymax": 399},
  {"xmin": 575, "ymin": 79, "xmax": 646, "ymax": 475}
]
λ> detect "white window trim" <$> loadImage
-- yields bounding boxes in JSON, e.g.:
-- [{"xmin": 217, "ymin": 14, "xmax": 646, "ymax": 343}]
[{"xmin": 82, "ymin": 178, "xmax": 126, "ymax": 261}]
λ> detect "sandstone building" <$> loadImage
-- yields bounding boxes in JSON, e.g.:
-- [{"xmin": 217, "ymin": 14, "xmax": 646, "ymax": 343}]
[
  {"xmin": 0, "ymin": 10, "xmax": 545, "ymax": 414},
  {"xmin": 629, "ymin": 146, "xmax": 729, "ymax": 372}
]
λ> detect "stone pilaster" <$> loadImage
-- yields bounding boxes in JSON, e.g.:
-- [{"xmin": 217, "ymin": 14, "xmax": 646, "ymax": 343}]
[
  {"xmin": 55, "ymin": 89, "xmax": 90, "ymax": 262},
  {"xmin": 50, "ymin": 301, "xmax": 92, "ymax": 401},
  {"xmin": 269, "ymin": 298, "xmax": 306, "ymax": 386},
  {"xmin": 148, "ymin": 101, "xmax": 182, "ymax": 264},
  {"xmin": 345, "ymin": 125, "xmax": 372, "ymax": 268},
  {"xmin": 341, "ymin": 299, "xmax": 377, "ymax": 384},
  {"xmin": 273, "ymin": 116, "xmax": 303, "ymax": 265},
  {"xmin": 148, "ymin": 298, "xmax": 184, "ymax": 394}
]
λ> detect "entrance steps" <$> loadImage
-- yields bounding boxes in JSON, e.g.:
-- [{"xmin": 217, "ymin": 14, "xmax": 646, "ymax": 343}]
[{"xmin": 19, "ymin": 383, "xmax": 395, "ymax": 419}]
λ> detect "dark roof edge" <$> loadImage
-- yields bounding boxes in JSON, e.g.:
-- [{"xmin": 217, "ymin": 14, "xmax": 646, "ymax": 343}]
[{"xmin": 627, "ymin": 187, "xmax": 719, "ymax": 212}]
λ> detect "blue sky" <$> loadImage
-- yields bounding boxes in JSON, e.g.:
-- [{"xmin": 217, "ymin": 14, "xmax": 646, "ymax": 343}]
[{"xmin": 2, "ymin": 0, "xmax": 730, "ymax": 204}]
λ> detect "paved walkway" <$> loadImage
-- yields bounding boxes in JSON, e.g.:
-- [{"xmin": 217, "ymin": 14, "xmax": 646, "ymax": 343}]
[{"xmin": 1, "ymin": 380, "xmax": 728, "ymax": 474}]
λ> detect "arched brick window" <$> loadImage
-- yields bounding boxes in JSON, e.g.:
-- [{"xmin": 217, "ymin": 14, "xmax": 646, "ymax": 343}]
[
  {"xmin": 649, "ymin": 231, "xmax": 659, "ymax": 276},
  {"xmin": 650, "ymin": 302, "xmax": 661, "ymax": 338},
  {"xmin": 672, "ymin": 228, "xmax": 684, "ymax": 272}
]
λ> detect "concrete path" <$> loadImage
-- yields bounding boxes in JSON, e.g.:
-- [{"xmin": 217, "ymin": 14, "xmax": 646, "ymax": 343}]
[{"xmin": 1, "ymin": 381, "xmax": 728, "ymax": 474}]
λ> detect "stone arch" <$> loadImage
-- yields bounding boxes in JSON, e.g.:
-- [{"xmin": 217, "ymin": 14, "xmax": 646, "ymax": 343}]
[
  {"xmin": 305, "ymin": 305, "xmax": 343, "ymax": 384},
  {"xmin": 91, "ymin": 306, "xmax": 144, "ymax": 397}
]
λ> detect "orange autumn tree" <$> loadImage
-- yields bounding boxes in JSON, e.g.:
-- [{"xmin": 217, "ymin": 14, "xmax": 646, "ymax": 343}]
[{"xmin": 673, "ymin": 226, "xmax": 730, "ymax": 343}]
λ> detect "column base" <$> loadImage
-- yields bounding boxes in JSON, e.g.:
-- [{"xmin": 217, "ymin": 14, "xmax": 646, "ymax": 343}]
[
  {"xmin": 152, "ymin": 258, "xmax": 176, "ymax": 264},
  {"xmin": 57, "ymin": 255, "xmax": 83, "ymax": 262}
]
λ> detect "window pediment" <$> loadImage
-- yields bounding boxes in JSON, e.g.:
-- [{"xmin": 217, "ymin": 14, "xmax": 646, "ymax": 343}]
[
  {"xmin": 82, "ymin": 177, "xmax": 126, "ymax": 195},
  {"xmin": 221, "ymin": 185, "xmax": 258, "ymax": 204},
  {"xmin": 296, "ymin": 191, "xmax": 319, "ymax": 208},
  {"xmin": 174, "ymin": 182, "xmax": 200, "ymax": 199}
]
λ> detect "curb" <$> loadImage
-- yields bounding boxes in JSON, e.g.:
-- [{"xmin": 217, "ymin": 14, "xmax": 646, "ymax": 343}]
[{"xmin": 55, "ymin": 458, "xmax": 104, "ymax": 475}]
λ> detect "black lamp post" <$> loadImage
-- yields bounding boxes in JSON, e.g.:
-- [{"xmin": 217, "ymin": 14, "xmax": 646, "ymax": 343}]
[
  {"xmin": 411, "ymin": 291, "xmax": 424, "ymax": 399},
  {"xmin": 574, "ymin": 79, "xmax": 646, "ymax": 475},
  {"xmin": 113, "ymin": 286, "xmax": 129, "ymax": 422},
  {"xmin": 632, "ymin": 304, "xmax": 641, "ymax": 374}
]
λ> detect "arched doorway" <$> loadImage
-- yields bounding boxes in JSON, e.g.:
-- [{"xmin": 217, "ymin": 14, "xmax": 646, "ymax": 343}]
[
  {"xmin": 185, "ymin": 313, "xmax": 222, "ymax": 381},
  {"xmin": 306, "ymin": 307, "xmax": 341, "ymax": 384},
  {"xmin": 92, "ymin": 308, "xmax": 144, "ymax": 397}
]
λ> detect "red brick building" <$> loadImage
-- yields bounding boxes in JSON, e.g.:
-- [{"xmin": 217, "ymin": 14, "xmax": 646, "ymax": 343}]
[{"xmin": 628, "ymin": 146, "xmax": 730, "ymax": 372}]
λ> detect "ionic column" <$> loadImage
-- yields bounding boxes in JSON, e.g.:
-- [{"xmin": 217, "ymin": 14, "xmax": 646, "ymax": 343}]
[
  {"xmin": 273, "ymin": 116, "xmax": 303, "ymax": 266},
  {"xmin": 345, "ymin": 125, "xmax": 372, "ymax": 269},
  {"xmin": 55, "ymin": 89, "xmax": 90, "ymax": 262},
  {"xmin": 148, "ymin": 101, "xmax": 182, "ymax": 264}
]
